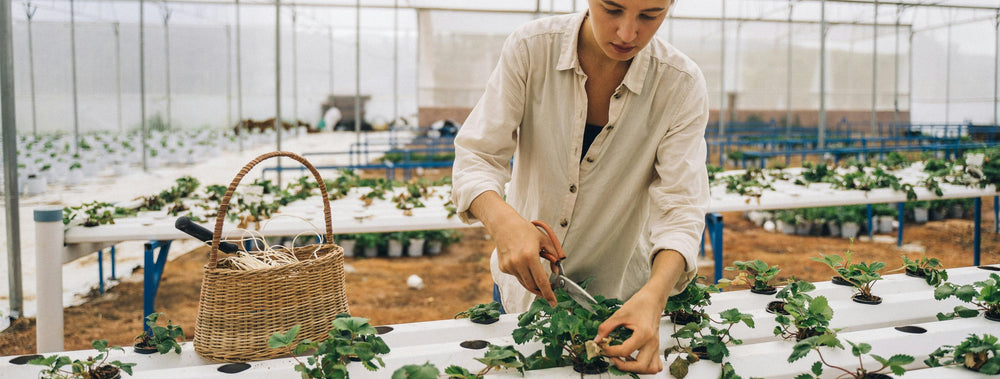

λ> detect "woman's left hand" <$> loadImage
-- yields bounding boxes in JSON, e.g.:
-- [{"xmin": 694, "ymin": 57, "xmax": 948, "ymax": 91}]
[{"xmin": 593, "ymin": 290, "xmax": 665, "ymax": 374}]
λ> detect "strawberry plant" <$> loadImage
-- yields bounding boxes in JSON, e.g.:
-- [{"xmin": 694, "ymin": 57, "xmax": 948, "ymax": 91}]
[
  {"xmin": 664, "ymin": 276, "xmax": 719, "ymax": 325},
  {"xmin": 812, "ymin": 249, "xmax": 885, "ymax": 304},
  {"xmin": 443, "ymin": 344, "xmax": 525, "ymax": 378},
  {"xmin": 925, "ymin": 333, "xmax": 1000, "ymax": 374},
  {"xmin": 512, "ymin": 289, "xmax": 636, "ymax": 377},
  {"xmin": 29, "ymin": 339, "xmax": 136, "ymax": 379},
  {"xmin": 133, "ymin": 312, "xmax": 184, "ymax": 354},
  {"xmin": 772, "ymin": 280, "xmax": 835, "ymax": 341},
  {"xmin": 900, "ymin": 254, "xmax": 948, "ymax": 286},
  {"xmin": 391, "ymin": 363, "xmax": 439, "ymax": 378},
  {"xmin": 934, "ymin": 273, "xmax": 1000, "ymax": 321},
  {"xmin": 454, "ymin": 302, "xmax": 502, "ymax": 324},
  {"xmin": 788, "ymin": 334, "xmax": 914, "ymax": 379},
  {"xmin": 719, "ymin": 260, "xmax": 781, "ymax": 294},
  {"xmin": 664, "ymin": 308, "xmax": 755, "ymax": 378},
  {"xmin": 268, "ymin": 314, "xmax": 391, "ymax": 378}
]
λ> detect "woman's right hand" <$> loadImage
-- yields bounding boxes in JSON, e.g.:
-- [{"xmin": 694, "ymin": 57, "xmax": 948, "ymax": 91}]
[
  {"xmin": 493, "ymin": 217, "xmax": 558, "ymax": 305},
  {"xmin": 468, "ymin": 191, "xmax": 558, "ymax": 305}
]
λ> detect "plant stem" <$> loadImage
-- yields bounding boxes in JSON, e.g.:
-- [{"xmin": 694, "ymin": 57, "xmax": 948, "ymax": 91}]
[{"xmin": 816, "ymin": 349, "xmax": 857, "ymax": 378}]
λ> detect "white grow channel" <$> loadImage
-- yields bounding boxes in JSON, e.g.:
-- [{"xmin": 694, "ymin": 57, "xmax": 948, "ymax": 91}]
[{"xmin": 2, "ymin": 266, "xmax": 1000, "ymax": 378}]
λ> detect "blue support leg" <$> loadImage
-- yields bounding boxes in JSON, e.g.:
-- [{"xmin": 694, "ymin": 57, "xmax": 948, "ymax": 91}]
[
  {"xmin": 143, "ymin": 240, "xmax": 173, "ymax": 333},
  {"xmin": 98, "ymin": 249, "xmax": 105, "ymax": 295},
  {"xmin": 975, "ymin": 198, "xmax": 982, "ymax": 267},
  {"xmin": 110, "ymin": 245, "xmax": 117, "ymax": 280},
  {"xmin": 867, "ymin": 204, "xmax": 874, "ymax": 240},
  {"xmin": 994, "ymin": 196, "xmax": 998, "ymax": 234},
  {"xmin": 897, "ymin": 202, "xmax": 905, "ymax": 247},
  {"xmin": 706, "ymin": 213, "xmax": 724, "ymax": 283},
  {"xmin": 700, "ymin": 230, "xmax": 706, "ymax": 258}
]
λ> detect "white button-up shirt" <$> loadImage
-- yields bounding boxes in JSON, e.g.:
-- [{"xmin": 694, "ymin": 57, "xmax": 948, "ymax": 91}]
[{"xmin": 451, "ymin": 11, "xmax": 710, "ymax": 313}]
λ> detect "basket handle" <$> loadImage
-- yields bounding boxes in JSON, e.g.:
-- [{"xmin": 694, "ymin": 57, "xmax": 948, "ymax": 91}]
[{"xmin": 209, "ymin": 151, "xmax": 334, "ymax": 269}]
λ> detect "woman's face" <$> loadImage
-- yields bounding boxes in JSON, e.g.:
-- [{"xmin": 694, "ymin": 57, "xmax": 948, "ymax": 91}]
[{"xmin": 586, "ymin": 0, "xmax": 672, "ymax": 61}]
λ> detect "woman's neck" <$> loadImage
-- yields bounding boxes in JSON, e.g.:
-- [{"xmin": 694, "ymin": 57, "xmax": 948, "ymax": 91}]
[{"xmin": 577, "ymin": 13, "xmax": 630, "ymax": 72}]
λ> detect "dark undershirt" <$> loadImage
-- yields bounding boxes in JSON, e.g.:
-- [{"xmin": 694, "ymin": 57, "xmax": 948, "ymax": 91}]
[{"xmin": 581, "ymin": 123, "xmax": 604, "ymax": 162}]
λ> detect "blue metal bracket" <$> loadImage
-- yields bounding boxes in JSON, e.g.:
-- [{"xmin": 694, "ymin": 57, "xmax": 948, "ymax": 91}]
[
  {"xmin": 897, "ymin": 202, "xmax": 905, "ymax": 247},
  {"xmin": 143, "ymin": 240, "xmax": 173, "ymax": 333},
  {"xmin": 97, "ymin": 245, "xmax": 118, "ymax": 295},
  {"xmin": 866, "ymin": 204, "xmax": 874, "ymax": 240},
  {"xmin": 994, "ymin": 196, "xmax": 998, "ymax": 234},
  {"xmin": 705, "ymin": 213, "xmax": 724, "ymax": 283},
  {"xmin": 975, "ymin": 197, "xmax": 982, "ymax": 266}
]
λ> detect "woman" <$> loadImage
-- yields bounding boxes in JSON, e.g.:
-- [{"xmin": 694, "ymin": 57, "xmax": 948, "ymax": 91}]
[{"xmin": 451, "ymin": 0, "xmax": 708, "ymax": 374}]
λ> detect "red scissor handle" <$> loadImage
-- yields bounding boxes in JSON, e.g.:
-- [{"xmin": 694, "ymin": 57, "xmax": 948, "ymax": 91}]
[{"xmin": 532, "ymin": 220, "xmax": 566, "ymax": 273}]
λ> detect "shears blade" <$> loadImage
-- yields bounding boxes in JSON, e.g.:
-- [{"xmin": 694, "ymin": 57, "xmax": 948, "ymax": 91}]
[{"xmin": 551, "ymin": 273, "xmax": 598, "ymax": 313}]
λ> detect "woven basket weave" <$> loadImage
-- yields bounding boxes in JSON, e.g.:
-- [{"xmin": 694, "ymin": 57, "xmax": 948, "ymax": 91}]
[{"xmin": 193, "ymin": 151, "xmax": 349, "ymax": 362}]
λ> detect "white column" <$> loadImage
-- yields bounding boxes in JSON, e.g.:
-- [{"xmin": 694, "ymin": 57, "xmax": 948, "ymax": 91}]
[{"xmin": 34, "ymin": 207, "xmax": 65, "ymax": 352}]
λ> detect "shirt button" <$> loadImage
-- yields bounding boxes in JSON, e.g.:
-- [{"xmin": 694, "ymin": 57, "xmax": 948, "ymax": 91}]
[
  {"xmin": 569, "ymin": 184, "xmax": 577, "ymax": 193},
  {"xmin": 559, "ymin": 219, "xmax": 568, "ymax": 227},
  {"xmin": 586, "ymin": 157, "xmax": 594, "ymax": 163},
  {"xmin": 607, "ymin": 126, "xmax": 614, "ymax": 131},
  {"xmin": 614, "ymin": 92, "xmax": 622, "ymax": 99}
]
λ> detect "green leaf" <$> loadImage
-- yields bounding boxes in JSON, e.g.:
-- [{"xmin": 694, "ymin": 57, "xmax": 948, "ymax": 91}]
[
  {"xmin": 934, "ymin": 284, "xmax": 956, "ymax": 300},
  {"xmin": 392, "ymin": 363, "xmax": 440, "ymax": 379},
  {"xmin": 669, "ymin": 356, "xmax": 690, "ymax": 379},
  {"xmin": 811, "ymin": 361, "xmax": 823, "ymax": 376},
  {"xmin": 91, "ymin": 339, "xmax": 109, "ymax": 351},
  {"xmin": 268, "ymin": 325, "xmax": 301, "ymax": 349},
  {"xmin": 955, "ymin": 284, "xmax": 978, "ymax": 302},
  {"xmin": 848, "ymin": 341, "xmax": 871, "ymax": 357},
  {"xmin": 955, "ymin": 306, "xmax": 981, "ymax": 318}
]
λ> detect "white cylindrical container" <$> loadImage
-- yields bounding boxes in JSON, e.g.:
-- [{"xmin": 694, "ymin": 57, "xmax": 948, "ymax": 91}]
[
  {"xmin": 913, "ymin": 207, "xmax": 929, "ymax": 224},
  {"xmin": 35, "ymin": 206, "xmax": 65, "ymax": 352},
  {"xmin": 24, "ymin": 175, "xmax": 47, "ymax": 195},
  {"xmin": 841, "ymin": 222, "xmax": 861, "ymax": 239},
  {"xmin": 339, "ymin": 239, "xmax": 356, "ymax": 258},
  {"xmin": 878, "ymin": 216, "xmax": 894, "ymax": 234},
  {"xmin": 387, "ymin": 240, "xmax": 404, "ymax": 258},
  {"xmin": 407, "ymin": 238, "xmax": 426, "ymax": 257}
]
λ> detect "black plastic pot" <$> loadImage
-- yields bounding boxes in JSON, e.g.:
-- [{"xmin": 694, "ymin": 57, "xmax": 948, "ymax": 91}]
[
  {"xmin": 862, "ymin": 373, "xmax": 892, "ymax": 379},
  {"xmin": 459, "ymin": 340, "xmax": 489, "ymax": 349},
  {"xmin": 851, "ymin": 293, "xmax": 883, "ymax": 305},
  {"xmin": 766, "ymin": 301, "xmax": 789, "ymax": 315},
  {"xmin": 904, "ymin": 268, "xmax": 926, "ymax": 278},
  {"xmin": 795, "ymin": 328, "xmax": 823, "ymax": 341},
  {"xmin": 217, "ymin": 363, "xmax": 251, "ymax": 374},
  {"xmin": 750, "ymin": 286, "xmax": 778, "ymax": 295},
  {"xmin": 133, "ymin": 341, "xmax": 158, "ymax": 355},
  {"xmin": 572, "ymin": 359, "xmax": 610, "ymax": 375},
  {"xmin": 669, "ymin": 311, "xmax": 702, "ymax": 326},
  {"xmin": 470, "ymin": 316, "xmax": 499, "ymax": 325},
  {"xmin": 831, "ymin": 276, "xmax": 854, "ymax": 286},
  {"xmin": 93, "ymin": 365, "xmax": 121, "ymax": 379},
  {"xmin": 985, "ymin": 310, "xmax": 1000, "ymax": 322},
  {"xmin": 691, "ymin": 346, "xmax": 709, "ymax": 360},
  {"xmin": 979, "ymin": 266, "xmax": 1000, "ymax": 272},
  {"xmin": 9, "ymin": 354, "xmax": 42, "ymax": 365}
]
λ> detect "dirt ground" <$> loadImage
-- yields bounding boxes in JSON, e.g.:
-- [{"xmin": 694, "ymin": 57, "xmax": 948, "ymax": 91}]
[{"xmin": 3, "ymin": 198, "xmax": 1000, "ymax": 356}]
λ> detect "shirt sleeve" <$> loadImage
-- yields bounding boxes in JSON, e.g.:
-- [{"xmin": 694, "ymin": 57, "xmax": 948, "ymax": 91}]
[
  {"xmin": 451, "ymin": 32, "xmax": 529, "ymax": 224},
  {"xmin": 647, "ymin": 69, "xmax": 711, "ymax": 295}
]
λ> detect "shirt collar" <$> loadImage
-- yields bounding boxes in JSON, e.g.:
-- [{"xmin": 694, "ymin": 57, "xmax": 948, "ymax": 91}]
[{"xmin": 556, "ymin": 10, "xmax": 650, "ymax": 96}]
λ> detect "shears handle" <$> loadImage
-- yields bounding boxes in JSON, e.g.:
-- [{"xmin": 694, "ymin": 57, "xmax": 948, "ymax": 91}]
[{"xmin": 531, "ymin": 220, "xmax": 566, "ymax": 274}]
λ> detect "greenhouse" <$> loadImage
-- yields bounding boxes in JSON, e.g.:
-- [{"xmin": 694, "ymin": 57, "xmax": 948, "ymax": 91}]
[{"xmin": 3, "ymin": 0, "xmax": 1000, "ymax": 377}]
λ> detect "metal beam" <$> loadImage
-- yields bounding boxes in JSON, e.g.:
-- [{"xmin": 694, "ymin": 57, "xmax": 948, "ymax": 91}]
[{"xmin": 2, "ymin": 0, "xmax": 24, "ymax": 321}]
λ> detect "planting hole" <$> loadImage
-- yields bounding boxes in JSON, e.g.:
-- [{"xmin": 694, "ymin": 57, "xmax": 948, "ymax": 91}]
[
  {"xmin": 217, "ymin": 363, "xmax": 251, "ymax": 374},
  {"xmin": 894, "ymin": 326, "xmax": 927, "ymax": 334},
  {"xmin": 978, "ymin": 266, "xmax": 1000, "ymax": 272},
  {"xmin": 460, "ymin": 340, "xmax": 490, "ymax": 349},
  {"xmin": 9, "ymin": 354, "xmax": 42, "ymax": 365},
  {"xmin": 375, "ymin": 326, "xmax": 394, "ymax": 334}
]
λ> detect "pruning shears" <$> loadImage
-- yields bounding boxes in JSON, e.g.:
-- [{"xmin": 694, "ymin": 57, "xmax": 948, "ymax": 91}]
[{"xmin": 532, "ymin": 220, "xmax": 599, "ymax": 313}]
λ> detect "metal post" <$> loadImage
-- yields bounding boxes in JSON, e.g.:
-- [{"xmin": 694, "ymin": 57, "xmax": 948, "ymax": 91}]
[
  {"xmin": 1, "ymin": 0, "xmax": 23, "ymax": 321},
  {"xmin": 291, "ymin": 9, "xmax": 298, "ymax": 128},
  {"xmin": 786, "ymin": 0, "xmax": 793, "ymax": 134},
  {"xmin": 719, "ymin": 0, "xmax": 726, "ymax": 138},
  {"xmin": 872, "ymin": 0, "xmax": 878, "ymax": 136},
  {"xmin": 908, "ymin": 29, "xmax": 913, "ymax": 127},
  {"xmin": 819, "ymin": 0, "xmax": 827, "ymax": 148},
  {"xmin": 394, "ymin": 0, "xmax": 398, "ymax": 127},
  {"xmin": 994, "ymin": 10, "xmax": 999, "ymax": 125},
  {"xmin": 226, "ymin": 24, "xmax": 232, "ymax": 131},
  {"xmin": 236, "ymin": 0, "xmax": 244, "ymax": 151},
  {"xmin": 734, "ymin": 22, "xmax": 741, "ymax": 123},
  {"xmin": 355, "ymin": 0, "xmax": 361, "ymax": 147},
  {"xmin": 70, "ymin": 0, "xmax": 80, "ymax": 154},
  {"xmin": 162, "ymin": 5, "xmax": 172, "ymax": 129},
  {"xmin": 140, "ymin": 0, "xmax": 147, "ymax": 171},
  {"xmin": 24, "ymin": 2, "xmax": 37, "ymax": 137},
  {"xmin": 34, "ymin": 207, "xmax": 63, "ymax": 351},
  {"xmin": 114, "ymin": 22, "xmax": 123, "ymax": 133},
  {"xmin": 329, "ymin": 26, "xmax": 334, "ymax": 97},
  {"xmin": 946, "ymin": 9, "xmax": 952, "ymax": 124},
  {"xmin": 275, "ymin": 0, "xmax": 283, "ymax": 187},
  {"xmin": 894, "ymin": 7, "xmax": 901, "ymax": 128}
]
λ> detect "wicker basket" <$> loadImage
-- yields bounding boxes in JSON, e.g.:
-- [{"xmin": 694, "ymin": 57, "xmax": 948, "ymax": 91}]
[{"xmin": 193, "ymin": 151, "xmax": 349, "ymax": 362}]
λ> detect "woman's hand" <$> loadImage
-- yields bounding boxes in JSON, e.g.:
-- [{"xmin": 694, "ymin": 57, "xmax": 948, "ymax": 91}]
[
  {"xmin": 594, "ymin": 290, "xmax": 665, "ymax": 374},
  {"xmin": 468, "ymin": 191, "xmax": 558, "ymax": 305},
  {"xmin": 595, "ymin": 249, "xmax": 687, "ymax": 374}
]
